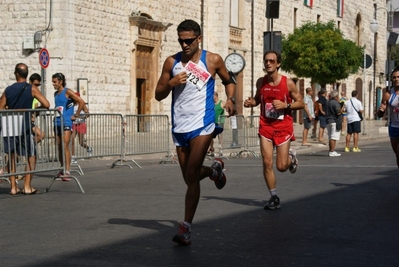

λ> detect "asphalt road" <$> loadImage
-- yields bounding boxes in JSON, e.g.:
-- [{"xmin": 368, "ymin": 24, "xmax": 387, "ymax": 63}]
[{"xmin": 0, "ymin": 138, "xmax": 398, "ymax": 267}]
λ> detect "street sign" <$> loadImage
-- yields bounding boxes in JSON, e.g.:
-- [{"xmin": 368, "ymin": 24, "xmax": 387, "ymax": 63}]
[
  {"xmin": 360, "ymin": 54, "xmax": 372, "ymax": 69},
  {"xmin": 39, "ymin": 48, "xmax": 50, "ymax": 69}
]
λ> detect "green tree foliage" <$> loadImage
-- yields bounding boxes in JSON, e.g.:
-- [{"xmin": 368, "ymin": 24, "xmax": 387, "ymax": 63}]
[{"xmin": 281, "ymin": 21, "xmax": 363, "ymax": 87}]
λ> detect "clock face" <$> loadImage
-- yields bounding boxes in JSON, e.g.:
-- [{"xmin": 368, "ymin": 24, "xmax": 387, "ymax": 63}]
[{"xmin": 225, "ymin": 53, "xmax": 245, "ymax": 74}]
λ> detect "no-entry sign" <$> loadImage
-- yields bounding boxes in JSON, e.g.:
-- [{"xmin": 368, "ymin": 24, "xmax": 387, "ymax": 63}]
[{"xmin": 39, "ymin": 48, "xmax": 50, "ymax": 69}]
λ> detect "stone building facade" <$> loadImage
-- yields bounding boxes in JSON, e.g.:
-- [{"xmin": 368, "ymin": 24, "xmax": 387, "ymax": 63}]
[{"xmin": 0, "ymin": 0, "xmax": 388, "ymax": 120}]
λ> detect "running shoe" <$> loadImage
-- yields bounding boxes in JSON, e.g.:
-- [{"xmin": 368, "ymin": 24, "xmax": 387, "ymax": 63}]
[
  {"xmin": 87, "ymin": 147, "xmax": 93, "ymax": 155},
  {"xmin": 210, "ymin": 158, "xmax": 226, "ymax": 189},
  {"xmin": 288, "ymin": 148, "xmax": 298, "ymax": 174},
  {"xmin": 264, "ymin": 196, "xmax": 281, "ymax": 210},
  {"xmin": 172, "ymin": 222, "xmax": 191, "ymax": 246},
  {"xmin": 329, "ymin": 151, "xmax": 341, "ymax": 157},
  {"xmin": 71, "ymin": 156, "xmax": 78, "ymax": 164},
  {"xmin": 352, "ymin": 147, "xmax": 361, "ymax": 152},
  {"xmin": 344, "ymin": 147, "xmax": 350, "ymax": 153}
]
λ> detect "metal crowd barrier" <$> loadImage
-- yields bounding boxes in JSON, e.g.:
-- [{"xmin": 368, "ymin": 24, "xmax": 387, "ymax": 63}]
[
  {"xmin": 69, "ymin": 114, "xmax": 174, "ymax": 170},
  {"xmin": 0, "ymin": 109, "xmax": 84, "ymax": 193},
  {"xmin": 123, "ymin": 115, "xmax": 173, "ymax": 166},
  {"xmin": 216, "ymin": 115, "xmax": 247, "ymax": 158},
  {"xmin": 243, "ymin": 115, "xmax": 260, "ymax": 158}
]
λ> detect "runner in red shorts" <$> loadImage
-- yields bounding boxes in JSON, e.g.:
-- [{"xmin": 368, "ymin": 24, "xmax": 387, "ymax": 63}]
[
  {"xmin": 71, "ymin": 92, "xmax": 92, "ymax": 162},
  {"xmin": 244, "ymin": 50, "xmax": 304, "ymax": 210}
]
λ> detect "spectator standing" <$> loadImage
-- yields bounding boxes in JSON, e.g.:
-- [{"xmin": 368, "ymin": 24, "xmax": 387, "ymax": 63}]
[
  {"xmin": 316, "ymin": 88, "xmax": 328, "ymax": 145},
  {"xmin": 207, "ymin": 92, "xmax": 225, "ymax": 156},
  {"xmin": 326, "ymin": 90, "xmax": 344, "ymax": 157},
  {"xmin": 52, "ymin": 73, "xmax": 87, "ymax": 180},
  {"xmin": 344, "ymin": 90, "xmax": 363, "ymax": 152},
  {"xmin": 154, "ymin": 19, "xmax": 235, "ymax": 245},
  {"xmin": 0, "ymin": 63, "xmax": 49, "ymax": 195},
  {"xmin": 311, "ymin": 90, "xmax": 320, "ymax": 139},
  {"xmin": 302, "ymin": 87, "xmax": 314, "ymax": 146},
  {"xmin": 29, "ymin": 73, "xmax": 45, "ymax": 143},
  {"xmin": 378, "ymin": 67, "xmax": 399, "ymax": 168},
  {"xmin": 71, "ymin": 92, "xmax": 91, "ymax": 163},
  {"xmin": 244, "ymin": 50, "xmax": 304, "ymax": 210},
  {"xmin": 340, "ymin": 91, "xmax": 347, "ymax": 135}
]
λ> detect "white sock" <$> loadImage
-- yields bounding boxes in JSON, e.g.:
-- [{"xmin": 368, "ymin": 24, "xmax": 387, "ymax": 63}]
[
  {"xmin": 270, "ymin": 188, "xmax": 277, "ymax": 197},
  {"xmin": 183, "ymin": 221, "xmax": 191, "ymax": 229}
]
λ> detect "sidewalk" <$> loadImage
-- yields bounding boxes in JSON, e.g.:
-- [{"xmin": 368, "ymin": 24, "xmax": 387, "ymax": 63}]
[
  {"xmin": 129, "ymin": 119, "xmax": 390, "ymax": 161},
  {"xmin": 291, "ymin": 120, "xmax": 389, "ymax": 153},
  {"xmin": 206, "ymin": 119, "xmax": 390, "ymax": 159},
  {"xmin": 290, "ymin": 119, "xmax": 389, "ymax": 155}
]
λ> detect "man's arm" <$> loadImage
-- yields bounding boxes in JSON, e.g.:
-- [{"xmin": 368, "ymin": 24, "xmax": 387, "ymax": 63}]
[
  {"xmin": 287, "ymin": 78, "xmax": 304, "ymax": 110},
  {"xmin": 378, "ymin": 91, "xmax": 391, "ymax": 115},
  {"xmin": 304, "ymin": 104, "xmax": 311, "ymax": 118},
  {"xmin": 244, "ymin": 77, "xmax": 262, "ymax": 108},
  {"xmin": 32, "ymin": 85, "xmax": 50, "ymax": 109},
  {"xmin": 211, "ymin": 53, "xmax": 236, "ymax": 116},
  {"xmin": 66, "ymin": 89, "xmax": 85, "ymax": 117},
  {"xmin": 335, "ymin": 101, "xmax": 343, "ymax": 116},
  {"xmin": 318, "ymin": 101, "xmax": 325, "ymax": 116},
  {"xmin": 155, "ymin": 55, "xmax": 188, "ymax": 102},
  {"xmin": 0, "ymin": 90, "xmax": 7, "ymax": 109}
]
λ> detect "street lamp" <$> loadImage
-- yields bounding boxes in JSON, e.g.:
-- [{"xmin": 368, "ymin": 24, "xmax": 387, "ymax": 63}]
[
  {"xmin": 370, "ymin": 17, "xmax": 378, "ymax": 121},
  {"xmin": 245, "ymin": 0, "xmax": 255, "ymax": 119},
  {"xmin": 370, "ymin": 18, "xmax": 379, "ymax": 33}
]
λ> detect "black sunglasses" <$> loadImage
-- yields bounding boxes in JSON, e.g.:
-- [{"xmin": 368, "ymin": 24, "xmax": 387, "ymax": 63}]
[
  {"xmin": 33, "ymin": 83, "xmax": 41, "ymax": 86},
  {"xmin": 264, "ymin": 59, "xmax": 276, "ymax": 64},
  {"xmin": 178, "ymin": 36, "xmax": 198, "ymax": 45}
]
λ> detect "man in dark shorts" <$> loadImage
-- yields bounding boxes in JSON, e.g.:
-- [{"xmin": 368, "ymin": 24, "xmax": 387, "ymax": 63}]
[{"xmin": 0, "ymin": 63, "xmax": 50, "ymax": 195}]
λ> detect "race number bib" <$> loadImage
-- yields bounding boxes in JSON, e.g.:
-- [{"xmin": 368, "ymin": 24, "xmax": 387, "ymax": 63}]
[
  {"xmin": 55, "ymin": 106, "xmax": 64, "ymax": 117},
  {"xmin": 265, "ymin": 103, "xmax": 284, "ymax": 120},
  {"xmin": 185, "ymin": 61, "xmax": 211, "ymax": 91}
]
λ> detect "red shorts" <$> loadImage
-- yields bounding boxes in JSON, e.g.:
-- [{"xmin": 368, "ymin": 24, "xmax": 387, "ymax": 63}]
[
  {"xmin": 73, "ymin": 123, "xmax": 87, "ymax": 134},
  {"xmin": 258, "ymin": 125, "xmax": 295, "ymax": 146}
]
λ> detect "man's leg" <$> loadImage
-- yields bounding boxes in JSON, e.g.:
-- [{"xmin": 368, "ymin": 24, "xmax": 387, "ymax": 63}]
[
  {"xmin": 275, "ymin": 141, "xmax": 292, "ymax": 172},
  {"xmin": 63, "ymin": 130, "xmax": 72, "ymax": 172},
  {"xmin": 260, "ymin": 137, "xmax": 281, "ymax": 209},
  {"xmin": 318, "ymin": 127, "xmax": 325, "ymax": 143},
  {"xmin": 56, "ymin": 135, "xmax": 63, "ymax": 167},
  {"xmin": 23, "ymin": 155, "xmax": 37, "ymax": 194},
  {"xmin": 260, "ymin": 137, "xmax": 276, "ymax": 190},
  {"xmin": 302, "ymin": 121, "xmax": 311, "ymax": 145},
  {"xmin": 342, "ymin": 116, "xmax": 347, "ymax": 134},
  {"xmin": 173, "ymin": 134, "xmax": 214, "ymax": 246},
  {"xmin": 353, "ymin": 133, "xmax": 359, "ymax": 148},
  {"xmin": 345, "ymin": 133, "xmax": 351, "ymax": 149},
  {"xmin": 176, "ymin": 134, "xmax": 213, "ymax": 224},
  {"xmin": 207, "ymin": 139, "xmax": 214, "ymax": 155},
  {"xmin": 311, "ymin": 119, "xmax": 317, "ymax": 138},
  {"xmin": 302, "ymin": 127, "xmax": 308, "ymax": 144},
  {"xmin": 78, "ymin": 133, "xmax": 88, "ymax": 149},
  {"xmin": 71, "ymin": 130, "xmax": 76, "ymax": 156},
  {"xmin": 390, "ymin": 138, "xmax": 399, "ymax": 168},
  {"xmin": 8, "ymin": 153, "xmax": 18, "ymax": 195},
  {"xmin": 329, "ymin": 139, "xmax": 337, "ymax": 152}
]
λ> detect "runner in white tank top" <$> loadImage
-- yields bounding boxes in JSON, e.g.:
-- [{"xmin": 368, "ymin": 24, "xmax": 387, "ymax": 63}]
[{"xmin": 155, "ymin": 19, "xmax": 236, "ymax": 245}]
